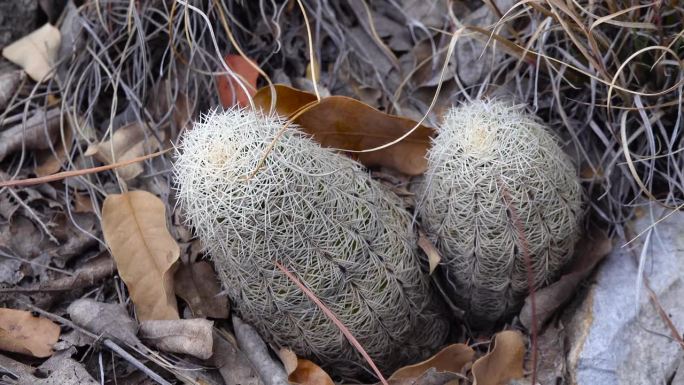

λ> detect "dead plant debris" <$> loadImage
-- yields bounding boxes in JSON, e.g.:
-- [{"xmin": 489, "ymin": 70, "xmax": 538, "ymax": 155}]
[{"xmin": 0, "ymin": 0, "xmax": 680, "ymax": 384}]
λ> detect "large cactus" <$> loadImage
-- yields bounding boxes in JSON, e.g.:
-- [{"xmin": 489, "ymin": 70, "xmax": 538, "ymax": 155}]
[
  {"xmin": 174, "ymin": 109, "xmax": 449, "ymax": 378},
  {"xmin": 416, "ymin": 100, "xmax": 583, "ymax": 326}
]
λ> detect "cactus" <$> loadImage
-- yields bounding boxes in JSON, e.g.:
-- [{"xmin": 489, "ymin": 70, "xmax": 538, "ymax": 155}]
[
  {"xmin": 174, "ymin": 109, "xmax": 449, "ymax": 379},
  {"xmin": 415, "ymin": 100, "xmax": 583, "ymax": 326}
]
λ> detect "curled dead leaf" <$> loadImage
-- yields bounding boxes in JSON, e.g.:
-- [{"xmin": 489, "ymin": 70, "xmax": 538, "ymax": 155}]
[
  {"xmin": 139, "ymin": 318, "xmax": 213, "ymax": 360},
  {"xmin": 253, "ymin": 85, "xmax": 434, "ymax": 175},
  {"xmin": 389, "ymin": 343, "xmax": 474, "ymax": 383},
  {"xmin": 277, "ymin": 348, "xmax": 299, "ymax": 376},
  {"xmin": 472, "ymin": 331, "xmax": 525, "ymax": 385},
  {"xmin": 277, "ymin": 349, "xmax": 333, "ymax": 385},
  {"xmin": 417, "ymin": 231, "xmax": 442, "ymax": 274},
  {"xmin": 217, "ymin": 54, "xmax": 260, "ymax": 108},
  {"xmin": 0, "ymin": 308, "xmax": 60, "ymax": 358},
  {"xmin": 2, "ymin": 23, "xmax": 61, "ymax": 82},
  {"xmin": 67, "ymin": 298, "xmax": 141, "ymax": 348},
  {"xmin": 288, "ymin": 359, "xmax": 334, "ymax": 385},
  {"xmin": 102, "ymin": 190, "xmax": 180, "ymax": 321}
]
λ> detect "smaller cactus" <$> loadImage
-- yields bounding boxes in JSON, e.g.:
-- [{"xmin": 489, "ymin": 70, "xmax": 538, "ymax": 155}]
[
  {"xmin": 174, "ymin": 109, "xmax": 449, "ymax": 379},
  {"xmin": 415, "ymin": 100, "xmax": 583, "ymax": 326}
]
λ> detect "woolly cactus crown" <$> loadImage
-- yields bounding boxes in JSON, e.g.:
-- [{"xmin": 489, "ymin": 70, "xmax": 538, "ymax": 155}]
[
  {"xmin": 174, "ymin": 109, "xmax": 449, "ymax": 379},
  {"xmin": 416, "ymin": 100, "xmax": 583, "ymax": 326}
]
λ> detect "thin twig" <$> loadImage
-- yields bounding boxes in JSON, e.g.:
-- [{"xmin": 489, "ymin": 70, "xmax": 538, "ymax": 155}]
[
  {"xmin": 21, "ymin": 303, "xmax": 173, "ymax": 385},
  {"xmin": 275, "ymin": 261, "xmax": 389, "ymax": 385},
  {"xmin": 0, "ymin": 149, "xmax": 170, "ymax": 188}
]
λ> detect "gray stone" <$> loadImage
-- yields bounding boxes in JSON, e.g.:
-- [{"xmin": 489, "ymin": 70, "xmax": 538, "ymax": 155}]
[{"xmin": 566, "ymin": 204, "xmax": 684, "ymax": 385}]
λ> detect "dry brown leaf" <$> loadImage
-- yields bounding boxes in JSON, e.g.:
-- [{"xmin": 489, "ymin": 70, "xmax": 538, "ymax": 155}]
[
  {"xmin": 253, "ymin": 84, "xmax": 318, "ymax": 117},
  {"xmin": 0, "ymin": 308, "xmax": 60, "ymax": 357},
  {"xmin": 102, "ymin": 190, "xmax": 180, "ymax": 321},
  {"xmin": 519, "ymin": 233, "xmax": 614, "ymax": 330},
  {"xmin": 288, "ymin": 359, "xmax": 334, "ymax": 385},
  {"xmin": 253, "ymin": 85, "xmax": 434, "ymax": 175},
  {"xmin": 85, "ymin": 122, "xmax": 162, "ymax": 180},
  {"xmin": 174, "ymin": 261, "xmax": 229, "ymax": 319},
  {"xmin": 417, "ymin": 231, "xmax": 442, "ymax": 274},
  {"xmin": 2, "ymin": 23, "xmax": 61, "ymax": 82},
  {"xmin": 278, "ymin": 347, "xmax": 340, "ymax": 385},
  {"xmin": 73, "ymin": 191, "xmax": 94, "ymax": 213},
  {"xmin": 389, "ymin": 343, "xmax": 474, "ymax": 383},
  {"xmin": 0, "ymin": 108, "xmax": 61, "ymax": 162},
  {"xmin": 472, "ymin": 331, "xmax": 525, "ymax": 385},
  {"xmin": 217, "ymin": 55, "xmax": 260, "ymax": 108},
  {"xmin": 139, "ymin": 318, "xmax": 213, "ymax": 360},
  {"xmin": 277, "ymin": 348, "xmax": 299, "ymax": 375}
]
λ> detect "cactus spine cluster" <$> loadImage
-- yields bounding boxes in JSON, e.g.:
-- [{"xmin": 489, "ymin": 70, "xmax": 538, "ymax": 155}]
[{"xmin": 174, "ymin": 109, "xmax": 449, "ymax": 378}]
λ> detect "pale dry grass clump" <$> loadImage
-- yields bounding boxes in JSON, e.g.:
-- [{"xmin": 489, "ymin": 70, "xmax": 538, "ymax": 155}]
[
  {"xmin": 174, "ymin": 109, "xmax": 449, "ymax": 379},
  {"xmin": 481, "ymin": 0, "xmax": 684, "ymax": 230},
  {"xmin": 416, "ymin": 100, "xmax": 583, "ymax": 326}
]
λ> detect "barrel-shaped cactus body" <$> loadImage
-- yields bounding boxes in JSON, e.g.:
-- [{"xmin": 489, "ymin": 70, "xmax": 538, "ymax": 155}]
[
  {"xmin": 175, "ymin": 109, "xmax": 449, "ymax": 378},
  {"xmin": 416, "ymin": 100, "xmax": 583, "ymax": 325}
]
